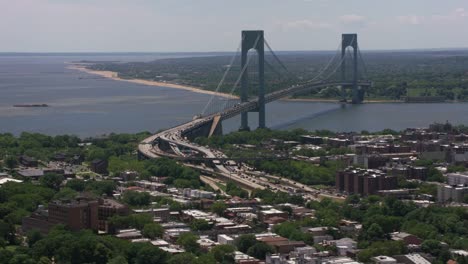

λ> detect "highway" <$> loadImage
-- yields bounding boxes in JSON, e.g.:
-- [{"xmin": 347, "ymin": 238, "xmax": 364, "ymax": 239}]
[{"xmin": 138, "ymin": 80, "xmax": 368, "ymax": 200}]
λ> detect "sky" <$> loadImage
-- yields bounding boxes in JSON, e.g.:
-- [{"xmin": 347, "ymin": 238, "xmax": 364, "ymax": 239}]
[{"xmin": 1, "ymin": 0, "xmax": 468, "ymax": 52}]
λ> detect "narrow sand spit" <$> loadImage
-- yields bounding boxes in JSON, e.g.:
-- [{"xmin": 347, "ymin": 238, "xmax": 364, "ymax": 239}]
[{"xmin": 67, "ymin": 64, "xmax": 238, "ymax": 99}]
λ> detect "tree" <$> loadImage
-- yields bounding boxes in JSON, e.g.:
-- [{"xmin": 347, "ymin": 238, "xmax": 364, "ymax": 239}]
[
  {"xmin": 364, "ymin": 223, "xmax": 385, "ymax": 241},
  {"xmin": 193, "ymin": 253, "xmax": 217, "ymax": 264},
  {"xmin": 211, "ymin": 201, "xmax": 227, "ymax": 216},
  {"xmin": 134, "ymin": 244, "xmax": 169, "ymax": 264},
  {"xmin": 37, "ymin": 257, "xmax": 53, "ymax": 264},
  {"xmin": 27, "ymin": 229, "xmax": 43, "ymax": 247},
  {"xmin": 108, "ymin": 214, "xmax": 153, "ymax": 231},
  {"xmin": 226, "ymin": 182, "xmax": 249, "ymax": 198},
  {"xmin": 108, "ymin": 256, "xmax": 128, "ymax": 264},
  {"xmin": 190, "ymin": 219, "xmax": 212, "ymax": 231},
  {"xmin": 427, "ymin": 167, "xmax": 445, "ymax": 182},
  {"xmin": 40, "ymin": 173, "xmax": 64, "ymax": 190},
  {"xmin": 142, "ymin": 223, "xmax": 164, "ymax": 239},
  {"xmin": 53, "ymin": 187, "xmax": 78, "ymax": 200},
  {"xmin": 247, "ymin": 242, "xmax": 275, "ymax": 260},
  {"xmin": 210, "ymin": 244, "xmax": 235, "ymax": 263},
  {"xmin": 0, "ymin": 249, "xmax": 13, "ymax": 264},
  {"xmin": 85, "ymin": 180, "xmax": 116, "ymax": 196},
  {"xmin": 92, "ymin": 242, "xmax": 112, "ymax": 264},
  {"xmin": 177, "ymin": 233, "xmax": 200, "ymax": 254},
  {"xmin": 168, "ymin": 253, "xmax": 196, "ymax": 264},
  {"xmin": 273, "ymin": 222, "xmax": 304, "ymax": 241},
  {"xmin": 66, "ymin": 179, "xmax": 86, "ymax": 192},
  {"xmin": 9, "ymin": 254, "xmax": 36, "ymax": 264},
  {"xmin": 122, "ymin": 191, "xmax": 151, "ymax": 207},
  {"xmin": 421, "ymin": 239, "xmax": 443, "ymax": 257},
  {"xmin": 235, "ymin": 234, "xmax": 257, "ymax": 253},
  {"xmin": 3, "ymin": 155, "xmax": 17, "ymax": 169}
]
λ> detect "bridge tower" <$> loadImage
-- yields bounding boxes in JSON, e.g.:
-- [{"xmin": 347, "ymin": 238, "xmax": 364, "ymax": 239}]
[
  {"xmin": 340, "ymin": 33, "xmax": 361, "ymax": 104},
  {"xmin": 240, "ymin": 30, "xmax": 265, "ymax": 131}
]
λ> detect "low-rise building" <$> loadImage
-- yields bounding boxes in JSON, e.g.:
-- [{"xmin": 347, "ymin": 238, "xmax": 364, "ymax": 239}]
[
  {"xmin": 371, "ymin": 256, "xmax": 397, "ymax": 264},
  {"xmin": 19, "ymin": 155, "xmax": 38, "ymax": 167},
  {"xmin": 390, "ymin": 232, "xmax": 422, "ymax": 246},
  {"xmin": 90, "ymin": 159, "xmax": 108, "ymax": 174},
  {"xmin": 258, "ymin": 236, "xmax": 306, "ymax": 254},
  {"xmin": 135, "ymin": 180, "xmax": 166, "ymax": 191},
  {"xmin": 323, "ymin": 257, "xmax": 363, "ymax": 264},
  {"xmin": 120, "ymin": 171, "xmax": 138, "ymax": 181},
  {"xmin": 234, "ymin": 251, "xmax": 260, "ymax": 264},
  {"xmin": 17, "ymin": 168, "xmax": 44, "ymax": 180},
  {"xmin": 218, "ymin": 234, "xmax": 235, "ymax": 245},
  {"xmin": 326, "ymin": 238, "xmax": 357, "ymax": 256},
  {"xmin": 393, "ymin": 253, "xmax": 433, "ymax": 264},
  {"xmin": 258, "ymin": 208, "xmax": 288, "ymax": 223},
  {"xmin": 115, "ymin": 229, "xmax": 142, "ymax": 240}
]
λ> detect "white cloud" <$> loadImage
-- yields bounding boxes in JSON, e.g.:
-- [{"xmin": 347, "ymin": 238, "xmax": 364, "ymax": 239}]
[
  {"xmin": 455, "ymin": 8, "xmax": 467, "ymax": 17},
  {"xmin": 339, "ymin": 14, "xmax": 366, "ymax": 23},
  {"xmin": 283, "ymin": 19, "xmax": 332, "ymax": 30},
  {"xmin": 396, "ymin": 15, "xmax": 425, "ymax": 25},
  {"xmin": 398, "ymin": 8, "xmax": 467, "ymax": 26}
]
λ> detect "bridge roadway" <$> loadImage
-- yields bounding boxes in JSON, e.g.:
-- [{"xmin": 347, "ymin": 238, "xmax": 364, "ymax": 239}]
[{"xmin": 138, "ymin": 80, "xmax": 370, "ymax": 196}]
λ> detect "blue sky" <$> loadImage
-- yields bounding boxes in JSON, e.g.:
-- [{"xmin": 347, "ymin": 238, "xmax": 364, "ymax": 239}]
[{"xmin": 1, "ymin": 0, "xmax": 467, "ymax": 52}]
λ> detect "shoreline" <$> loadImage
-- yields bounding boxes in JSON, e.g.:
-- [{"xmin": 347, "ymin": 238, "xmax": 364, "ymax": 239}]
[
  {"xmin": 67, "ymin": 63, "xmax": 239, "ymax": 99},
  {"xmin": 284, "ymin": 98, "xmax": 405, "ymax": 103},
  {"xmin": 67, "ymin": 64, "xmax": 461, "ymax": 105}
]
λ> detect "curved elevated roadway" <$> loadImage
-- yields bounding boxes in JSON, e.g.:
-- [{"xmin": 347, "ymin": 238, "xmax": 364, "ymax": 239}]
[{"xmin": 138, "ymin": 81, "xmax": 370, "ymax": 194}]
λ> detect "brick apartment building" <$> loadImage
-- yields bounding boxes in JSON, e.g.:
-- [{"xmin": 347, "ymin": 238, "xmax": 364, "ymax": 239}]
[
  {"xmin": 336, "ymin": 167, "xmax": 398, "ymax": 196},
  {"xmin": 22, "ymin": 197, "xmax": 128, "ymax": 234},
  {"xmin": 98, "ymin": 198, "xmax": 130, "ymax": 232},
  {"xmin": 47, "ymin": 198, "xmax": 99, "ymax": 231}
]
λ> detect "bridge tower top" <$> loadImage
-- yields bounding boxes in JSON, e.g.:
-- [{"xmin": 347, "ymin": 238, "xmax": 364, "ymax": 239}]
[
  {"xmin": 242, "ymin": 30, "xmax": 264, "ymax": 52},
  {"xmin": 342, "ymin": 33, "xmax": 357, "ymax": 50},
  {"xmin": 340, "ymin": 33, "xmax": 362, "ymax": 104},
  {"xmin": 240, "ymin": 30, "xmax": 266, "ymax": 130}
]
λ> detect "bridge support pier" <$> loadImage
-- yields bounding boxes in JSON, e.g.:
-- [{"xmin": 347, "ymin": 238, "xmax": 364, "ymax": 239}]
[
  {"xmin": 340, "ymin": 33, "xmax": 362, "ymax": 104},
  {"xmin": 240, "ymin": 30, "xmax": 266, "ymax": 131}
]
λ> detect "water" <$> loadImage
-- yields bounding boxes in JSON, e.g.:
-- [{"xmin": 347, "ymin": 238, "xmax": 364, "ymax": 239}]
[{"xmin": 1, "ymin": 54, "xmax": 467, "ymax": 137}]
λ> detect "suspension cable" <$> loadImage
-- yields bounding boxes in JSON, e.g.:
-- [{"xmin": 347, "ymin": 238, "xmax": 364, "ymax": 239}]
[
  {"xmin": 201, "ymin": 38, "xmax": 243, "ymax": 116},
  {"xmin": 307, "ymin": 41, "xmax": 343, "ymax": 82},
  {"xmin": 264, "ymin": 38, "xmax": 297, "ymax": 80},
  {"xmin": 357, "ymin": 44, "xmax": 368, "ymax": 80},
  {"xmin": 321, "ymin": 35, "xmax": 356, "ymax": 81},
  {"xmin": 222, "ymin": 35, "xmax": 261, "ymax": 111}
]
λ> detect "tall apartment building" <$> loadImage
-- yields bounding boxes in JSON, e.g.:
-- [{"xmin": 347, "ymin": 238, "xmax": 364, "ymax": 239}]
[
  {"xmin": 447, "ymin": 172, "xmax": 468, "ymax": 185},
  {"xmin": 23, "ymin": 197, "xmax": 128, "ymax": 234},
  {"xmin": 47, "ymin": 198, "xmax": 99, "ymax": 231},
  {"xmin": 98, "ymin": 198, "xmax": 130, "ymax": 232},
  {"xmin": 336, "ymin": 168, "xmax": 398, "ymax": 196},
  {"xmin": 437, "ymin": 184, "xmax": 468, "ymax": 203}
]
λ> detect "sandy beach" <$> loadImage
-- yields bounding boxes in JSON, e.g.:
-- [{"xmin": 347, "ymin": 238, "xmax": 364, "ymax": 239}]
[
  {"xmin": 67, "ymin": 64, "xmax": 238, "ymax": 99},
  {"xmin": 68, "ymin": 64, "xmax": 403, "ymax": 104}
]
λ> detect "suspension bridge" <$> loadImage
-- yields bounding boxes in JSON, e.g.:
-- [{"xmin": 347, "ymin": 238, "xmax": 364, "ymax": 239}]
[{"xmin": 138, "ymin": 31, "xmax": 371, "ymax": 163}]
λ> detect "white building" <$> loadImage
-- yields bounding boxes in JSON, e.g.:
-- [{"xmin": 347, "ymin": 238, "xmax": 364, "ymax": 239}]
[
  {"xmin": 372, "ymin": 256, "xmax": 397, "ymax": 264},
  {"xmin": 447, "ymin": 172, "xmax": 468, "ymax": 185},
  {"xmin": 218, "ymin": 234, "xmax": 234, "ymax": 245},
  {"xmin": 437, "ymin": 184, "xmax": 468, "ymax": 203}
]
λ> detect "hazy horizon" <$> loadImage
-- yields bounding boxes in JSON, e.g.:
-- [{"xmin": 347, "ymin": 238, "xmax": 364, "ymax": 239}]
[
  {"xmin": 2, "ymin": 47, "xmax": 468, "ymax": 55},
  {"xmin": 1, "ymin": 0, "xmax": 468, "ymax": 52}
]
